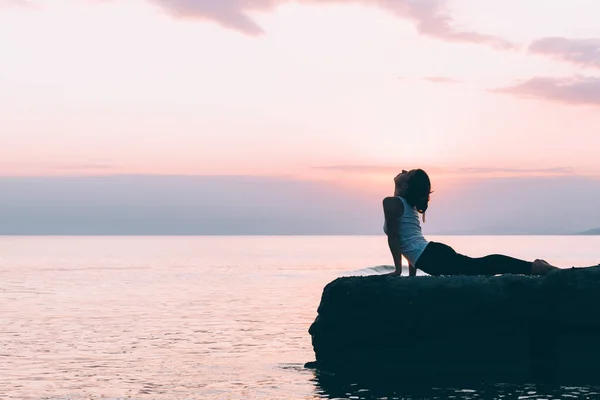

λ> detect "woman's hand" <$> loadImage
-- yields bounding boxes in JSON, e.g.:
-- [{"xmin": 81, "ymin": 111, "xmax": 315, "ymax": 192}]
[{"xmin": 386, "ymin": 265, "xmax": 416, "ymax": 277}]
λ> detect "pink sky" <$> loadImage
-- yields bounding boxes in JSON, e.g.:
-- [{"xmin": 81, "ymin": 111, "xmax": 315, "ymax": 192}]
[{"xmin": 1, "ymin": 0, "xmax": 600, "ymax": 192}]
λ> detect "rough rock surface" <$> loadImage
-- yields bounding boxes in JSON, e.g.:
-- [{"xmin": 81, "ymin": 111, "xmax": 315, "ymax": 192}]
[{"xmin": 307, "ymin": 266, "xmax": 600, "ymax": 384}]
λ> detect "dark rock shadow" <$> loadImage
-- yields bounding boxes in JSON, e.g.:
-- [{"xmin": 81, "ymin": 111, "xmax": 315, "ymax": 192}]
[{"xmin": 309, "ymin": 368, "xmax": 600, "ymax": 400}]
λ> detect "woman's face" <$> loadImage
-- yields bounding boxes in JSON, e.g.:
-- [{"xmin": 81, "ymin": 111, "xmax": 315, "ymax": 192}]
[
  {"xmin": 394, "ymin": 170, "xmax": 412, "ymax": 187},
  {"xmin": 394, "ymin": 170, "xmax": 412, "ymax": 195}
]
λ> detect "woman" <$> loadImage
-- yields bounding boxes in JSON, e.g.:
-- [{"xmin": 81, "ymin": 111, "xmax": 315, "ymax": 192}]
[{"xmin": 383, "ymin": 169, "xmax": 560, "ymax": 276}]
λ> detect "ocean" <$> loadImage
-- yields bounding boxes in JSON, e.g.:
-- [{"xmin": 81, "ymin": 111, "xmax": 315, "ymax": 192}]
[{"xmin": 1, "ymin": 235, "xmax": 600, "ymax": 400}]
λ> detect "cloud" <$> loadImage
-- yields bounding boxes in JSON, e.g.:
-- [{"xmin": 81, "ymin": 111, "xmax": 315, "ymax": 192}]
[
  {"xmin": 422, "ymin": 76, "xmax": 461, "ymax": 84},
  {"xmin": 493, "ymin": 76, "xmax": 600, "ymax": 106},
  {"xmin": 458, "ymin": 167, "xmax": 574, "ymax": 174},
  {"xmin": 529, "ymin": 37, "xmax": 600, "ymax": 69},
  {"xmin": 1, "ymin": 174, "xmax": 599, "ymax": 235},
  {"xmin": 149, "ymin": 0, "xmax": 513, "ymax": 48},
  {"xmin": 51, "ymin": 164, "xmax": 116, "ymax": 171},
  {"xmin": 314, "ymin": 165, "xmax": 399, "ymax": 174},
  {"xmin": 427, "ymin": 175, "xmax": 600, "ymax": 235},
  {"xmin": 314, "ymin": 165, "xmax": 574, "ymax": 176},
  {"xmin": 0, "ymin": 175, "xmax": 381, "ymax": 235},
  {"xmin": 0, "ymin": 161, "xmax": 117, "ymax": 174},
  {"xmin": 151, "ymin": 0, "xmax": 268, "ymax": 35},
  {"xmin": 391, "ymin": 0, "xmax": 513, "ymax": 49}
]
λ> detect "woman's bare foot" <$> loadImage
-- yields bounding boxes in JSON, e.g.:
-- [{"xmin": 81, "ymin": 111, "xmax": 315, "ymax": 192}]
[{"xmin": 531, "ymin": 259, "xmax": 560, "ymax": 275}]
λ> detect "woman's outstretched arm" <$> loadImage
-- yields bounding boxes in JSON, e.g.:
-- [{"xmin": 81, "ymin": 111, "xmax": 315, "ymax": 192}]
[{"xmin": 383, "ymin": 196, "xmax": 405, "ymax": 275}]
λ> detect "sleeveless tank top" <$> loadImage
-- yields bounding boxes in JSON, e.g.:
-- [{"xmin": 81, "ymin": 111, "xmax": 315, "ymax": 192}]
[{"xmin": 383, "ymin": 196, "xmax": 429, "ymax": 266}]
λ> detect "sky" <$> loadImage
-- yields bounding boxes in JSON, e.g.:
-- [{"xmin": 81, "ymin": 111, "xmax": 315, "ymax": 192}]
[{"xmin": 1, "ymin": 0, "xmax": 600, "ymax": 234}]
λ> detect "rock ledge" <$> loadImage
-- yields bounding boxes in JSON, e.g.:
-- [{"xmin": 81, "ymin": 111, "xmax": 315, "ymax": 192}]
[{"xmin": 307, "ymin": 266, "xmax": 600, "ymax": 384}]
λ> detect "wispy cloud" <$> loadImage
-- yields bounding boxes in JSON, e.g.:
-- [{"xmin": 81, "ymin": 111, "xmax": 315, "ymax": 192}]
[
  {"xmin": 148, "ymin": 0, "xmax": 513, "ymax": 48},
  {"xmin": 314, "ymin": 164, "xmax": 440, "ymax": 176},
  {"xmin": 0, "ymin": 162, "xmax": 117, "ymax": 175},
  {"xmin": 314, "ymin": 165, "xmax": 575, "ymax": 176},
  {"xmin": 1, "ymin": 174, "xmax": 598, "ymax": 235},
  {"xmin": 0, "ymin": 175, "xmax": 381, "ymax": 235},
  {"xmin": 51, "ymin": 164, "xmax": 116, "ymax": 171},
  {"xmin": 422, "ymin": 76, "xmax": 462, "ymax": 84},
  {"xmin": 529, "ymin": 37, "xmax": 600, "ymax": 69},
  {"xmin": 458, "ymin": 167, "xmax": 574, "ymax": 174},
  {"xmin": 314, "ymin": 165, "xmax": 398, "ymax": 174},
  {"xmin": 151, "ymin": 0, "xmax": 267, "ymax": 35},
  {"xmin": 3, "ymin": 0, "xmax": 514, "ymax": 48},
  {"xmin": 493, "ymin": 76, "xmax": 600, "ymax": 106},
  {"xmin": 392, "ymin": 0, "xmax": 513, "ymax": 49}
]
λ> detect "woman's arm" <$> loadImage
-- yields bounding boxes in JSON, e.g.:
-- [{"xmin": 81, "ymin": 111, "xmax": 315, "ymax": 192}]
[
  {"xmin": 408, "ymin": 263, "xmax": 417, "ymax": 277},
  {"xmin": 383, "ymin": 196, "xmax": 405, "ymax": 275}
]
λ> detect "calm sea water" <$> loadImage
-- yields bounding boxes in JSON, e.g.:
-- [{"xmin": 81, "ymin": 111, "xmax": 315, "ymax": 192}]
[{"xmin": 1, "ymin": 235, "xmax": 600, "ymax": 400}]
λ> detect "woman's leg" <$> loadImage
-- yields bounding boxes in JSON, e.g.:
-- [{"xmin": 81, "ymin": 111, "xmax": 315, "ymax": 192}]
[
  {"xmin": 450, "ymin": 253, "xmax": 532, "ymax": 276},
  {"xmin": 417, "ymin": 242, "xmax": 535, "ymax": 276}
]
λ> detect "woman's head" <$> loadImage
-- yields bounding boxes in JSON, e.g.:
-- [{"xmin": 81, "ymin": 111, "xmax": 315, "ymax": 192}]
[{"xmin": 394, "ymin": 169, "xmax": 432, "ymax": 221}]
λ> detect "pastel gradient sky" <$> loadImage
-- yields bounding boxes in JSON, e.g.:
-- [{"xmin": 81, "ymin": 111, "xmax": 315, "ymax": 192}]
[{"xmin": 1, "ymin": 0, "xmax": 600, "ymax": 234}]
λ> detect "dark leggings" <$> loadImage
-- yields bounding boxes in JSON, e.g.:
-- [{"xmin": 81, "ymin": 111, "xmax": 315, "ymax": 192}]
[{"xmin": 415, "ymin": 242, "xmax": 532, "ymax": 276}]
